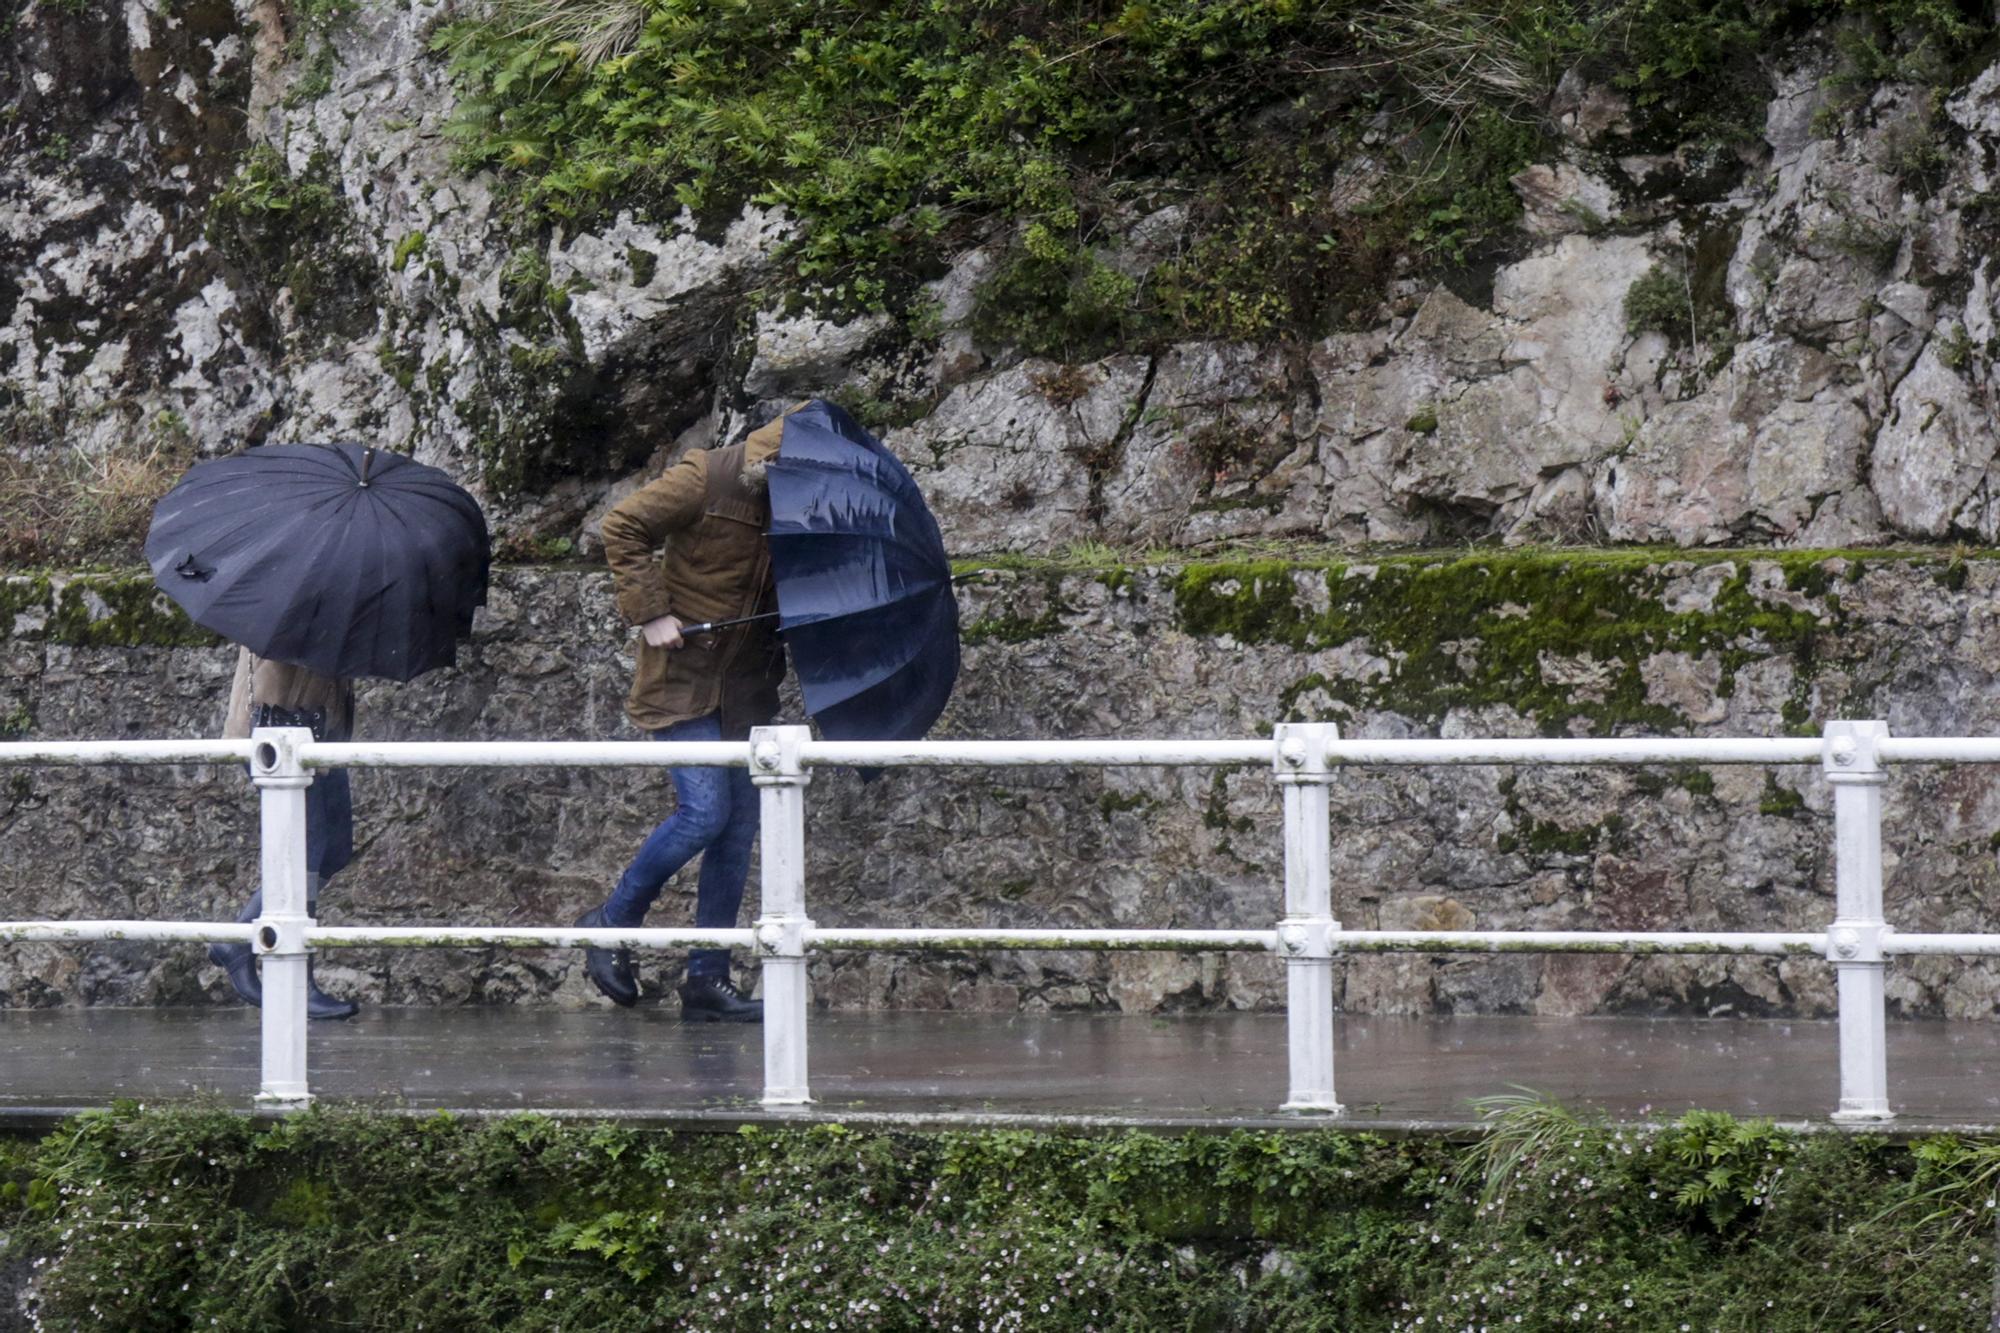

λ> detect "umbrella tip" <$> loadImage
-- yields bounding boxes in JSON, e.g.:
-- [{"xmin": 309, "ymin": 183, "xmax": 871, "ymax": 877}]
[{"xmin": 359, "ymin": 447, "xmax": 374, "ymax": 488}]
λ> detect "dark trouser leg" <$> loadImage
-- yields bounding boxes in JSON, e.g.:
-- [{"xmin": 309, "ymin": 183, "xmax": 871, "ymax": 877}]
[
  {"xmin": 302, "ymin": 874, "xmax": 357, "ymax": 1020},
  {"xmin": 687, "ymin": 763, "xmax": 759, "ymax": 980}
]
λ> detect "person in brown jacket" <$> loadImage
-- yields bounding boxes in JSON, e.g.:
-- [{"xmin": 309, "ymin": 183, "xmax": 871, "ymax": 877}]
[
  {"xmin": 207, "ymin": 649, "xmax": 361, "ymax": 1020},
  {"xmin": 574, "ymin": 412, "xmax": 790, "ymax": 1021}
]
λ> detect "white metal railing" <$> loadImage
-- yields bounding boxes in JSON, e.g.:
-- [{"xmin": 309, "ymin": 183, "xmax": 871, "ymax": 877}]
[{"xmin": 0, "ymin": 718, "xmax": 1967, "ymax": 1121}]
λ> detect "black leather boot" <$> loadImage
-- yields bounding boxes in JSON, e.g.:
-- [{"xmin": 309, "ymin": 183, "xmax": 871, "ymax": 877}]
[
  {"xmin": 576, "ymin": 907, "xmax": 639, "ymax": 1007},
  {"xmin": 679, "ymin": 975, "xmax": 762, "ymax": 1023}
]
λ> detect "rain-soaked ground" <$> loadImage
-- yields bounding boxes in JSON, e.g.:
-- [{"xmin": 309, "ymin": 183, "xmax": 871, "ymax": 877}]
[{"xmin": 5, "ymin": 1008, "xmax": 2000, "ymax": 1132}]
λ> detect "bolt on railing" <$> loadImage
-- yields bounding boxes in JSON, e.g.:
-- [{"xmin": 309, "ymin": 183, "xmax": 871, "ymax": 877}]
[{"xmin": 0, "ymin": 719, "xmax": 1980, "ymax": 1121}]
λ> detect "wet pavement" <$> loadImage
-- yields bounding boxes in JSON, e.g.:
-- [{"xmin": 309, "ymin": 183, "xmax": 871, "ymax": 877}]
[{"xmin": 6, "ymin": 1008, "xmax": 2000, "ymax": 1132}]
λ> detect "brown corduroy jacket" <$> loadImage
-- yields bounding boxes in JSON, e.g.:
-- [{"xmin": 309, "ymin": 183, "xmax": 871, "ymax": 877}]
[{"xmin": 599, "ymin": 417, "xmax": 787, "ymax": 737}]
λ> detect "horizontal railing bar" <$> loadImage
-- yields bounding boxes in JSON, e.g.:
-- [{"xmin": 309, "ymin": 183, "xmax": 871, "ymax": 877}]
[
  {"xmin": 807, "ymin": 928, "xmax": 1280, "ymax": 951},
  {"xmin": 35, "ymin": 737, "xmax": 2000, "ymax": 771},
  {"xmin": 1339, "ymin": 931, "xmax": 1827, "ymax": 956},
  {"xmin": 0, "ymin": 924, "xmax": 1845, "ymax": 957},
  {"xmin": 1325, "ymin": 739, "xmax": 1825, "ymax": 766},
  {"xmin": 15, "ymin": 926, "xmax": 2000, "ymax": 960},
  {"xmin": 1877, "ymin": 739, "xmax": 2000, "ymax": 764},
  {"xmin": 799, "ymin": 740, "xmax": 1277, "ymax": 767},
  {"xmin": 0, "ymin": 921, "xmax": 257, "ymax": 944},
  {"xmin": 1887, "ymin": 934, "xmax": 2000, "ymax": 956},
  {"xmin": 0, "ymin": 737, "xmax": 1839, "ymax": 771},
  {"xmin": 308, "ymin": 926, "xmax": 757, "ymax": 949},
  {"xmin": 0, "ymin": 741, "xmax": 255, "ymax": 767},
  {"xmin": 304, "ymin": 742, "xmax": 751, "ymax": 769}
]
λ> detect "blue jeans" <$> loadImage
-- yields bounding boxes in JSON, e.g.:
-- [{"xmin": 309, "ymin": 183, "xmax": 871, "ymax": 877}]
[{"xmin": 603, "ymin": 714, "xmax": 758, "ymax": 980}]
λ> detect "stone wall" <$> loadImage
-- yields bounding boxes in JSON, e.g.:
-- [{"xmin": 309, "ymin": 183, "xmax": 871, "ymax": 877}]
[{"xmin": 9, "ymin": 551, "xmax": 2000, "ymax": 1020}]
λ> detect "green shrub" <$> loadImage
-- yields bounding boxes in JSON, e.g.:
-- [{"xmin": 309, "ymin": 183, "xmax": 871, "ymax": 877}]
[
  {"xmin": 435, "ymin": 0, "xmax": 1587, "ymax": 347},
  {"xmin": 4, "ymin": 1101, "xmax": 2000, "ymax": 1330},
  {"xmin": 432, "ymin": 1, "xmax": 1991, "ymax": 350},
  {"xmin": 1624, "ymin": 225, "xmax": 1740, "ymax": 359},
  {"xmin": 285, "ymin": 0, "xmax": 358, "ymax": 105},
  {"xmin": 206, "ymin": 146, "xmax": 375, "ymax": 336},
  {"xmin": 1625, "ymin": 261, "xmax": 1691, "ymax": 337}
]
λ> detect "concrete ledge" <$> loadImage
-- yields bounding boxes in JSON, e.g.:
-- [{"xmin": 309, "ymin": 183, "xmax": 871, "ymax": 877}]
[{"xmin": 8, "ymin": 1008, "xmax": 2000, "ymax": 1134}]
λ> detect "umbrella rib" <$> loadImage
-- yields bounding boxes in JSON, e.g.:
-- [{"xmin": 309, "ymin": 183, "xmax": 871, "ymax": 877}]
[
  {"xmin": 777, "ymin": 578, "xmax": 949, "ymax": 628},
  {"xmin": 375, "ymin": 490, "xmax": 432, "ymax": 676}
]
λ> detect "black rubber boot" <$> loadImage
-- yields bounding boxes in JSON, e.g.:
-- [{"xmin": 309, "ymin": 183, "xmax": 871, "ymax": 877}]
[
  {"xmin": 206, "ymin": 948, "xmax": 356, "ymax": 1018},
  {"xmin": 576, "ymin": 907, "xmax": 639, "ymax": 1007},
  {"xmin": 211, "ymin": 889, "xmax": 265, "ymax": 1007},
  {"xmin": 306, "ymin": 962, "xmax": 360, "ymax": 1021},
  {"xmin": 679, "ymin": 975, "xmax": 762, "ymax": 1024},
  {"xmin": 209, "ymin": 940, "xmax": 263, "ymax": 1007}
]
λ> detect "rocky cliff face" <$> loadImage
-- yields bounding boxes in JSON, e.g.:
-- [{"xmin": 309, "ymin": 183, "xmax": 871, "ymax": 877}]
[
  {"xmin": 11, "ymin": 4, "xmax": 2000, "ymax": 1018},
  {"xmin": 10, "ymin": 552, "xmax": 2000, "ymax": 1020},
  {"xmin": 6, "ymin": 2, "xmax": 2000, "ymax": 554}
]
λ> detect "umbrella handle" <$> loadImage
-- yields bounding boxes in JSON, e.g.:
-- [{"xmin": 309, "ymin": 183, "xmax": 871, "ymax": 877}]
[
  {"xmin": 682, "ymin": 576, "xmax": 985, "ymax": 636},
  {"xmin": 678, "ymin": 611, "xmax": 781, "ymax": 638}
]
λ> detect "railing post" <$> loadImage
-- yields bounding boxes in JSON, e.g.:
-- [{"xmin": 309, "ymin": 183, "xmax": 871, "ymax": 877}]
[
  {"xmin": 1274, "ymin": 721, "xmax": 1343, "ymax": 1114},
  {"xmin": 1823, "ymin": 720, "xmax": 1893, "ymax": 1123},
  {"xmin": 751, "ymin": 725, "xmax": 813, "ymax": 1108},
  {"xmin": 250, "ymin": 727, "xmax": 314, "ymax": 1109}
]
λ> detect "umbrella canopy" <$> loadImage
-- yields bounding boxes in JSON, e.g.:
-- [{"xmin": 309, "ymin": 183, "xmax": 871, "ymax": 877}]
[
  {"xmin": 145, "ymin": 443, "xmax": 489, "ymax": 682},
  {"xmin": 765, "ymin": 402, "xmax": 959, "ymax": 742}
]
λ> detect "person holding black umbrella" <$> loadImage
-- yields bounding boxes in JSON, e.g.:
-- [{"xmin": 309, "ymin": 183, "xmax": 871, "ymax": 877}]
[
  {"xmin": 147, "ymin": 441, "xmax": 489, "ymax": 1023},
  {"xmin": 579, "ymin": 398, "xmax": 961, "ymax": 1020},
  {"xmin": 575, "ymin": 410, "xmax": 794, "ymax": 1021}
]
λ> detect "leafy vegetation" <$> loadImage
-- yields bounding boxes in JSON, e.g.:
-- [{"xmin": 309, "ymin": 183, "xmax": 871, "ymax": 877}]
[
  {"xmin": 434, "ymin": 0, "xmax": 1994, "ymax": 353},
  {"xmin": 206, "ymin": 146, "xmax": 375, "ymax": 338},
  {"xmin": 4, "ymin": 1101, "xmax": 2000, "ymax": 1329}
]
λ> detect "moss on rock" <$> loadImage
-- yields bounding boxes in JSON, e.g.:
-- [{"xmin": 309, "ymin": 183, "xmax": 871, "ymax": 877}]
[
  {"xmin": 2, "ymin": 571, "xmax": 215, "ymax": 648},
  {"xmin": 1169, "ymin": 548, "xmax": 1943, "ymax": 733}
]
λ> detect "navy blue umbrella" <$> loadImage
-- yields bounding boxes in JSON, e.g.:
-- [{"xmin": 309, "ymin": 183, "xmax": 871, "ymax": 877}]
[
  {"xmin": 687, "ymin": 401, "xmax": 959, "ymax": 742},
  {"xmin": 145, "ymin": 443, "xmax": 489, "ymax": 681}
]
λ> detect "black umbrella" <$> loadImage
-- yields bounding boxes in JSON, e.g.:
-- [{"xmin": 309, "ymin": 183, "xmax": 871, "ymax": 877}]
[
  {"xmin": 145, "ymin": 443, "xmax": 489, "ymax": 681},
  {"xmin": 685, "ymin": 401, "xmax": 959, "ymax": 742}
]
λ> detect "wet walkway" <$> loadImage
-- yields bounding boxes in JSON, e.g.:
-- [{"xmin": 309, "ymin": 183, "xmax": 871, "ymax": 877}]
[{"xmin": 6, "ymin": 1008, "xmax": 2000, "ymax": 1132}]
